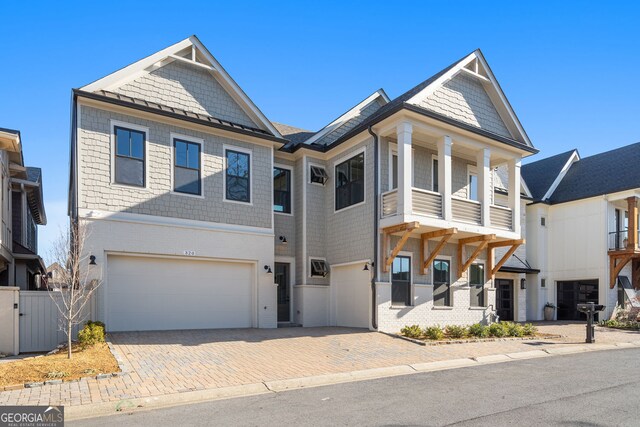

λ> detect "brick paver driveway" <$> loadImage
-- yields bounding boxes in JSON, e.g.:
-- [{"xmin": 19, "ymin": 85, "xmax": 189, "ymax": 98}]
[{"xmin": 1, "ymin": 324, "xmax": 638, "ymax": 407}]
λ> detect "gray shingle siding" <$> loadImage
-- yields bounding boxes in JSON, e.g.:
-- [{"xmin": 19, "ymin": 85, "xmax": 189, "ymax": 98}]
[
  {"xmin": 113, "ymin": 60, "xmax": 256, "ymax": 128},
  {"xmin": 294, "ymin": 158, "xmax": 305, "ymax": 284},
  {"xmin": 78, "ymin": 105, "xmax": 272, "ymax": 228},
  {"xmin": 306, "ymin": 157, "xmax": 329, "ymax": 285},
  {"xmin": 274, "ymin": 157, "xmax": 296, "ymax": 258},
  {"xmin": 413, "ymin": 73, "xmax": 511, "ymax": 139}
]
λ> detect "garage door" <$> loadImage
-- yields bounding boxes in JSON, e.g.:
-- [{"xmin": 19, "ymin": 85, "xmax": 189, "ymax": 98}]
[
  {"xmin": 332, "ymin": 264, "xmax": 370, "ymax": 328},
  {"xmin": 106, "ymin": 255, "xmax": 254, "ymax": 331},
  {"xmin": 557, "ymin": 279, "xmax": 599, "ymax": 320}
]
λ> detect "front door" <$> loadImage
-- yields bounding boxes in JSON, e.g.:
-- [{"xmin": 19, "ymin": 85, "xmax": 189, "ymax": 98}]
[
  {"xmin": 495, "ymin": 279, "xmax": 514, "ymax": 321},
  {"xmin": 275, "ymin": 263, "xmax": 290, "ymax": 322}
]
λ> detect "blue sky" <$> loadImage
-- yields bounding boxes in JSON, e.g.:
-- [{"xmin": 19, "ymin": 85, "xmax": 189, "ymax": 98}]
[{"xmin": 1, "ymin": 1, "xmax": 638, "ymax": 261}]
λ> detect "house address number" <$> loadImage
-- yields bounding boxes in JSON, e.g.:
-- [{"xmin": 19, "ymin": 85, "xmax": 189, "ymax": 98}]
[{"xmin": 183, "ymin": 250, "xmax": 196, "ymax": 256}]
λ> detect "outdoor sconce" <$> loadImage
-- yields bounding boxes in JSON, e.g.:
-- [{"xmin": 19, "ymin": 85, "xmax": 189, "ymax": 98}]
[
  {"xmin": 264, "ymin": 265, "xmax": 272, "ymax": 274},
  {"xmin": 279, "ymin": 235, "xmax": 288, "ymax": 245},
  {"xmin": 89, "ymin": 255, "xmax": 97, "ymax": 266},
  {"xmin": 363, "ymin": 261, "xmax": 375, "ymax": 271},
  {"xmin": 520, "ymin": 278, "xmax": 526, "ymax": 290}
]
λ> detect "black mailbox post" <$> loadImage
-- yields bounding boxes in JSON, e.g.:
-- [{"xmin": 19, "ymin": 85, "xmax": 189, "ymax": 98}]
[{"xmin": 576, "ymin": 302, "xmax": 605, "ymax": 343}]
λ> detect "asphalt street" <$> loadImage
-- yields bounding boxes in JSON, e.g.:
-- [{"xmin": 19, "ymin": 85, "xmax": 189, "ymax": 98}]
[{"xmin": 70, "ymin": 347, "xmax": 640, "ymax": 426}]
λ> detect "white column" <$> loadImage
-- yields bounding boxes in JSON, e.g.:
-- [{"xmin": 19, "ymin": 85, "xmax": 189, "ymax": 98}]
[
  {"xmin": 397, "ymin": 122, "xmax": 413, "ymax": 216},
  {"xmin": 508, "ymin": 157, "xmax": 521, "ymax": 234},
  {"xmin": 437, "ymin": 135, "xmax": 453, "ymax": 220},
  {"xmin": 477, "ymin": 148, "xmax": 491, "ymax": 227}
]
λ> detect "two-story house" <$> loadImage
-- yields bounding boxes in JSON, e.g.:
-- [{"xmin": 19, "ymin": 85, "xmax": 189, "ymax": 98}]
[
  {"xmin": 0, "ymin": 128, "xmax": 47, "ymax": 290},
  {"xmin": 69, "ymin": 36, "xmax": 538, "ymax": 333},
  {"xmin": 523, "ymin": 143, "xmax": 640, "ymax": 321}
]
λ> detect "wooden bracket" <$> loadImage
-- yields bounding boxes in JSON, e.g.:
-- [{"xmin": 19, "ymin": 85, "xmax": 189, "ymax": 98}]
[
  {"xmin": 488, "ymin": 239, "xmax": 525, "ymax": 277},
  {"xmin": 457, "ymin": 234, "xmax": 495, "ymax": 278},
  {"xmin": 382, "ymin": 222, "xmax": 419, "ymax": 273},
  {"xmin": 610, "ymin": 254, "xmax": 634, "ymax": 288},
  {"xmin": 420, "ymin": 228, "xmax": 457, "ymax": 274}
]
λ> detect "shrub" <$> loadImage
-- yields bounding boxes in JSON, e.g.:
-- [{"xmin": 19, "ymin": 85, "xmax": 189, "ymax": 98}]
[
  {"xmin": 78, "ymin": 321, "xmax": 105, "ymax": 348},
  {"xmin": 523, "ymin": 323, "xmax": 537, "ymax": 336},
  {"xmin": 488, "ymin": 323, "xmax": 506, "ymax": 337},
  {"xmin": 504, "ymin": 322, "xmax": 525, "ymax": 337},
  {"xmin": 401, "ymin": 325, "xmax": 423, "ymax": 339},
  {"xmin": 424, "ymin": 325, "xmax": 445, "ymax": 340},
  {"xmin": 468, "ymin": 323, "xmax": 489, "ymax": 338},
  {"xmin": 445, "ymin": 325, "xmax": 468, "ymax": 339}
]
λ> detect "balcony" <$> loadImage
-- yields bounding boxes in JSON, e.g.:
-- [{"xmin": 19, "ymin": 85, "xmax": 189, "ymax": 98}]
[
  {"xmin": 608, "ymin": 230, "xmax": 640, "ymax": 252},
  {"xmin": 381, "ymin": 188, "xmax": 514, "ymax": 234}
]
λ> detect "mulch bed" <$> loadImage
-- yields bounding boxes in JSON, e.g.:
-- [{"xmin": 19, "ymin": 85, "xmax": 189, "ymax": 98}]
[
  {"xmin": 393, "ymin": 332, "xmax": 562, "ymax": 346},
  {"xmin": 0, "ymin": 343, "xmax": 120, "ymax": 389}
]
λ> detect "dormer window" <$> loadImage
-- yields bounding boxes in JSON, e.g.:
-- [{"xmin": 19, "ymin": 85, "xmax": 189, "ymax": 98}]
[{"xmin": 310, "ymin": 166, "xmax": 328, "ymax": 185}]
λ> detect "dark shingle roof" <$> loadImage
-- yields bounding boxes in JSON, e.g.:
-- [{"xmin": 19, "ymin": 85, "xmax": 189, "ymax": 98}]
[
  {"xmin": 521, "ymin": 150, "xmax": 576, "ymax": 201},
  {"xmin": 548, "ymin": 142, "xmax": 640, "ymax": 204},
  {"xmin": 271, "ymin": 122, "xmax": 315, "ymax": 145},
  {"xmin": 26, "ymin": 167, "xmax": 42, "ymax": 184}
]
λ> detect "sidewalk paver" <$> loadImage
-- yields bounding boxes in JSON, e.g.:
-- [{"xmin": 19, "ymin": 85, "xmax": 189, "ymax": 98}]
[{"xmin": 0, "ymin": 322, "xmax": 637, "ymax": 408}]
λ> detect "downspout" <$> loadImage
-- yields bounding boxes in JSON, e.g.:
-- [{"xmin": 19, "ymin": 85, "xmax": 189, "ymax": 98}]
[{"xmin": 368, "ymin": 126, "xmax": 379, "ymax": 330}]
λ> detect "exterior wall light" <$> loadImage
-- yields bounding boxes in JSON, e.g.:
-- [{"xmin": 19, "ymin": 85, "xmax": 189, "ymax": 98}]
[
  {"xmin": 264, "ymin": 265, "xmax": 272, "ymax": 274},
  {"xmin": 363, "ymin": 261, "xmax": 375, "ymax": 271},
  {"xmin": 89, "ymin": 255, "xmax": 97, "ymax": 265},
  {"xmin": 279, "ymin": 236, "xmax": 288, "ymax": 245},
  {"xmin": 520, "ymin": 278, "xmax": 526, "ymax": 290}
]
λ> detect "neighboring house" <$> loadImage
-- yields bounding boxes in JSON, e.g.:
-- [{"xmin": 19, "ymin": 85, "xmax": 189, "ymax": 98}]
[
  {"xmin": 523, "ymin": 143, "xmax": 640, "ymax": 321},
  {"xmin": 0, "ymin": 128, "xmax": 47, "ymax": 290},
  {"xmin": 69, "ymin": 36, "xmax": 539, "ymax": 333}
]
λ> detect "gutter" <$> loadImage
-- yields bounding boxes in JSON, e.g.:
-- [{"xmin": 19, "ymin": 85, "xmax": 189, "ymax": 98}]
[{"xmin": 368, "ymin": 126, "xmax": 379, "ymax": 330}]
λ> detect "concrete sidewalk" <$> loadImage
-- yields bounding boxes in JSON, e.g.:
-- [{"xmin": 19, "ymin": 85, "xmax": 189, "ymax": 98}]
[{"xmin": 0, "ymin": 322, "xmax": 637, "ymax": 416}]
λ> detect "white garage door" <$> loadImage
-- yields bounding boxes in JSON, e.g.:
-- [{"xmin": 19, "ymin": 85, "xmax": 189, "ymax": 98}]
[
  {"xmin": 332, "ymin": 265, "xmax": 370, "ymax": 328},
  {"xmin": 106, "ymin": 255, "xmax": 254, "ymax": 331}
]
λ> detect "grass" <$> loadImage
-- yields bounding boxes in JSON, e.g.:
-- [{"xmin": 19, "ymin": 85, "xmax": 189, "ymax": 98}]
[{"xmin": 0, "ymin": 343, "xmax": 119, "ymax": 388}]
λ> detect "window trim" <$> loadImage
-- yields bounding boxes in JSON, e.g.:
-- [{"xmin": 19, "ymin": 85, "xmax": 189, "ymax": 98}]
[
  {"xmin": 223, "ymin": 144, "xmax": 253, "ymax": 205},
  {"xmin": 467, "ymin": 165, "xmax": 478, "ymax": 201},
  {"xmin": 110, "ymin": 120, "xmax": 149, "ymax": 190},
  {"xmin": 273, "ymin": 163, "xmax": 293, "ymax": 216},
  {"xmin": 333, "ymin": 148, "xmax": 366, "ymax": 213},
  {"xmin": 170, "ymin": 133, "xmax": 204, "ymax": 199},
  {"xmin": 309, "ymin": 257, "xmax": 329, "ymax": 278},
  {"xmin": 431, "ymin": 255, "xmax": 453, "ymax": 308},
  {"xmin": 388, "ymin": 143, "xmax": 415, "ymax": 191},
  {"xmin": 391, "ymin": 251, "xmax": 413, "ymax": 307},
  {"xmin": 469, "ymin": 260, "xmax": 486, "ymax": 308}
]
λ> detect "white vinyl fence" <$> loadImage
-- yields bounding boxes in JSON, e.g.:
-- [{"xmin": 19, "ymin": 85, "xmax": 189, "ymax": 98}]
[{"xmin": 19, "ymin": 291, "xmax": 96, "ymax": 353}]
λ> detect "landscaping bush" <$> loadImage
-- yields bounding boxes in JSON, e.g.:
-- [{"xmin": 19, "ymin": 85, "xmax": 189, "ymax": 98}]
[
  {"xmin": 445, "ymin": 325, "xmax": 467, "ymax": 339},
  {"xmin": 488, "ymin": 322, "xmax": 506, "ymax": 337},
  {"xmin": 468, "ymin": 323, "xmax": 489, "ymax": 338},
  {"xmin": 523, "ymin": 323, "xmax": 537, "ymax": 336},
  {"xmin": 504, "ymin": 322, "xmax": 525, "ymax": 337},
  {"xmin": 424, "ymin": 325, "xmax": 445, "ymax": 340},
  {"xmin": 401, "ymin": 325, "xmax": 423, "ymax": 339},
  {"xmin": 78, "ymin": 321, "xmax": 105, "ymax": 348}
]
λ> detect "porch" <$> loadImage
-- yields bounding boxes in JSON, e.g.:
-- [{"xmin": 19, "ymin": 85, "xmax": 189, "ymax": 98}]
[{"xmin": 608, "ymin": 196, "xmax": 640, "ymax": 288}]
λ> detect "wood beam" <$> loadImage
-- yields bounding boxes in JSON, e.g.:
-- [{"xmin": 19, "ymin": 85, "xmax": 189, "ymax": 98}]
[
  {"xmin": 610, "ymin": 254, "xmax": 634, "ymax": 288},
  {"xmin": 382, "ymin": 222, "xmax": 419, "ymax": 273},
  {"xmin": 488, "ymin": 238, "xmax": 525, "ymax": 249},
  {"xmin": 422, "ymin": 233, "xmax": 454, "ymax": 274},
  {"xmin": 460, "ymin": 240, "xmax": 490, "ymax": 278},
  {"xmin": 488, "ymin": 245, "xmax": 494, "ymax": 280},
  {"xmin": 491, "ymin": 242, "xmax": 522, "ymax": 276},
  {"xmin": 383, "ymin": 221, "xmax": 420, "ymax": 235},
  {"xmin": 627, "ymin": 196, "xmax": 638, "ymax": 249},
  {"xmin": 420, "ymin": 228, "xmax": 458, "ymax": 240},
  {"xmin": 459, "ymin": 234, "xmax": 496, "ymax": 246}
]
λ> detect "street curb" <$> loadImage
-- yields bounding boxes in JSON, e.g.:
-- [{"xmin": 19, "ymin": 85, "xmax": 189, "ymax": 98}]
[
  {"xmin": 65, "ymin": 382, "xmax": 271, "ymax": 421},
  {"xmin": 64, "ymin": 341, "xmax": 639, "ymax": 421}
]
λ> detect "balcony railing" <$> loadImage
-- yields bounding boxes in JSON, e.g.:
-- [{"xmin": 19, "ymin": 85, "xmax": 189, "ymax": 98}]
[
  {"xmin": 412, "ymin": 188, "xmax": 442, "ymax": 218},
  {"xmin": 451, "ymin": 196, "xmax": 481, "ymax": 225},
  {"xmin": 608, "ymin": 230, "xmax": 640, "ymax": 251},
  {"xmin": 489, "ymin": 205, "xmax": 513, "ymax": 230},
  {"xmin": 381, "ymin": 189, "xmax": 398, "ymax": 217}
]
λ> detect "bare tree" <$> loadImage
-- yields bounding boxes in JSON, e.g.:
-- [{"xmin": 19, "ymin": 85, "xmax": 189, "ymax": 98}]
[{"xmin": 48, "ymin": 221, "xmax": 101, "ymax": 358}]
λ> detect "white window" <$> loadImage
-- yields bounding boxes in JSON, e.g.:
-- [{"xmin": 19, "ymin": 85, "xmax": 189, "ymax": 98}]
[
  {"xmin": 171, "ymin": 133, "xmax": 203, "ymax": 197},
  {"xmin": 468, "ymin": 166, "xmax": 478, "ymax": 201}
]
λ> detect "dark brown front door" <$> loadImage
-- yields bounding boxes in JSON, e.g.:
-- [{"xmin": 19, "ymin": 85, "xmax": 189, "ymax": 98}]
[
  {"xmin": 275, "ymin": 263, "xmax": 290, "ymax": 322},
  {"xmin": 495, "ymin": 279, "xmax": 514, "ymax": 321}
]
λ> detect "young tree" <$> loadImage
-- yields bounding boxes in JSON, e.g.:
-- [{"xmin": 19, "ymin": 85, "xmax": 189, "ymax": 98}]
[{"xmin": 48, "ymin": 221, "xmax": 101, "ymax": 358}]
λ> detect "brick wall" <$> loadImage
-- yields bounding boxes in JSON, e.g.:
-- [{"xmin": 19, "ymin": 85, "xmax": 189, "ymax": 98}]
[
  {"xmin": 114, "ymin": 60, "xmax": 256, "ymax": 128},
  {"xmin": 78, "ymin": 105, "xmax": 272, "ymax": 228}
]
